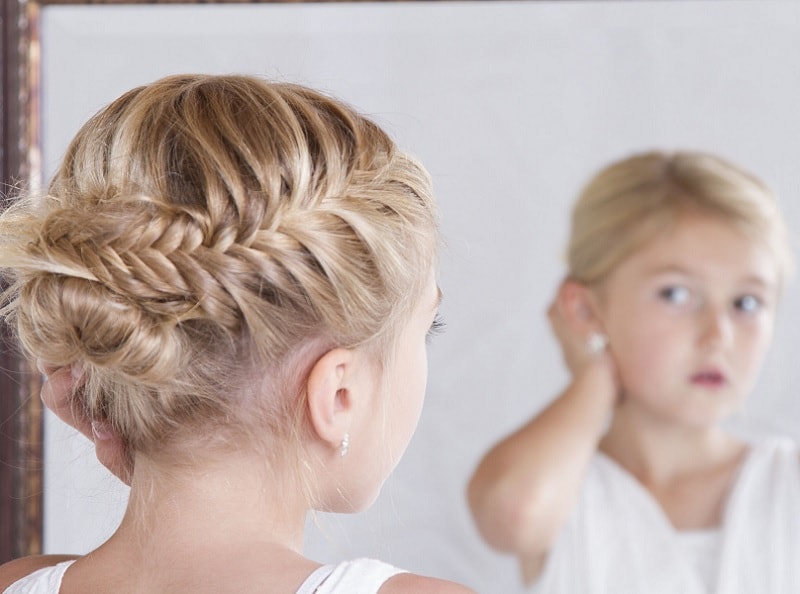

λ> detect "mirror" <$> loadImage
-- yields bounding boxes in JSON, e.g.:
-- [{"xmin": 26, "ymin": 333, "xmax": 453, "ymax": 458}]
[{"xmin": 4, "ymin": 2, "xmax": 800, "ymax": 592}]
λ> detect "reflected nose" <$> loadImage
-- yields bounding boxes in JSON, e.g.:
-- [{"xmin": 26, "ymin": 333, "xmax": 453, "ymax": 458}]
[{"xmin": 698, "ymin": 305, "xmax": 733, "ymax": 351}]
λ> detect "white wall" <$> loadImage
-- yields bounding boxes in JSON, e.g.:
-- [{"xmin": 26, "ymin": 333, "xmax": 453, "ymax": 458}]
[{"xmin": 40, "ymin": 2, "xmax": 800, "ymax": 593}]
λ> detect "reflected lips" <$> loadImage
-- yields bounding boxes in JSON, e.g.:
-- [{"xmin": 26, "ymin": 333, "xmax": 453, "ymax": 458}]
[{"xmin": 691, "ymin": 370, "xmax": 726, "ymax": 388}]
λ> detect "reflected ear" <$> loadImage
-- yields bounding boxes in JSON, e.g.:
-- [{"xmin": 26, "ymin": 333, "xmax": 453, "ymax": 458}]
[
  {"xmin": 556, "ymin": 280, "xmax": 605, "ymax": 334},
  {"xmin": 306, "ymin": 348, "xmax": 355, "ymax": 449}
]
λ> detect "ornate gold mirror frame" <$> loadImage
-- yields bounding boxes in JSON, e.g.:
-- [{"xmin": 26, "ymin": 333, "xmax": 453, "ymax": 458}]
[{"xmin": 2, "ymin": 0, "xmax": 451, "ymax": 563}]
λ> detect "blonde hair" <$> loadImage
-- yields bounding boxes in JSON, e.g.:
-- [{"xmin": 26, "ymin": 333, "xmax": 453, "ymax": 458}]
[
  {"xmin": 0, "ymin": 74, "xmax": 438, "ymax": 457},
  {"xmin": 567, "ymin": 150, "xmax": 793, "ymax": 286}
]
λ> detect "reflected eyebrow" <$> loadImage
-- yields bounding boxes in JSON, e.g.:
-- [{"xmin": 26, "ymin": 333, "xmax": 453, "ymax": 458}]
[
  {"xmin": 645, "ymin": 265, "xmax": 777, "ymax": 290},
  {"xmin": 740, "ymin": 275, "xmax": 778, "ymax": 291},
  {"xmin": 644, "ymin": 265, "xmax": 692, "ymax": 278}
]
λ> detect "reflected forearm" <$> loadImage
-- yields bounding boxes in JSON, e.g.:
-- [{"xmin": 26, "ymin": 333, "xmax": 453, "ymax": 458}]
[{"xmin": 468, "ymin": 363, "xmax": 616, "ymax": 558}]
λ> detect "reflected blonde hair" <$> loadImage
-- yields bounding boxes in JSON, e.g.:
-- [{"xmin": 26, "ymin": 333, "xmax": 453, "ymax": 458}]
[
  {"xmin": 0, "ymin": 74, "xmax": 438, "ymax": 457},
  {"xmin": 567, "ymin": 150, "xmax": 793, "ymax": 286}
]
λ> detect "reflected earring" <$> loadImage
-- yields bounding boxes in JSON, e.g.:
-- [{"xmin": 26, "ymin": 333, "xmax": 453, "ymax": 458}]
[
  {"xmin": 340, "ymin": 432, "xmax": 350, "ymax": 458},
  {"xmin": 586, "ymin": 332, "xmax": 608, "ymax": 355}
]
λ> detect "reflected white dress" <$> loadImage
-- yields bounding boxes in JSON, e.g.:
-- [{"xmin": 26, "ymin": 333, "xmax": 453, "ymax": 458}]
[{"xmin": 534, "ymin": 438, "xmax": 800, "ymax": 593}]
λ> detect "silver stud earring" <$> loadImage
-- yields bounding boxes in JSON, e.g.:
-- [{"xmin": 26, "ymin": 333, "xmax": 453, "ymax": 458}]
[
  {"xmin": 340, "ymin": 432, "xmax": 350, "ymax": 457},
  {"xmin": 586, "ymin": 332, "xmax": 609, "ymax": 355}
]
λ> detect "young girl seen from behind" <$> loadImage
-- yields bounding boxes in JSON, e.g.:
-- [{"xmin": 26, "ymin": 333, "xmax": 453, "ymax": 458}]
[
  {"xmin": 0, "ymin": 74, "xmax": 473, "ymax": 594},
  {"xmin": 469, "ymin": 151, "xmax": 799, "ymax": 593}
]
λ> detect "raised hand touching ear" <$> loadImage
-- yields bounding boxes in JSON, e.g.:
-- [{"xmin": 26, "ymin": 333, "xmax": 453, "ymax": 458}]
[{"xmin": 548, "ymin": 279, "xmax": 616, "ymax": 385}]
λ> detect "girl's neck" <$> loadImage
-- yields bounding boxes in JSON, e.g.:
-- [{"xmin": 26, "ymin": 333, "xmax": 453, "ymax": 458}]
[
  {"xmin": 108, "ymin": 451, "xmax": 309, "ymax": 558},
  {"xmin": 599, "ymin": 403, "xmax": 746, "ymax": 487},
  {"xmin": 61, "ymin": 451, "xmax": 327, "ymax": 594}
]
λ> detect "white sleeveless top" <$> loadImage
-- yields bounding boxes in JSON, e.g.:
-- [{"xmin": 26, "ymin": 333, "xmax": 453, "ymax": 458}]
[
  {"xmin": 534, "ymin": 437, "xmax": 800, "ymax": 593},
  {"xmin": 3, "ymin": 557, "xmax": 405, "ymax": 594},
  {"xmin": 676, "ymin": 529, "xmax": 722, "ymax": 592},
  {"xmin": 296, "ymin": 558, "xmax": 406, "ymax": 593},
  {"xmin": 3, "ymin": 560, "xmax": 73, "ymax": 594}
]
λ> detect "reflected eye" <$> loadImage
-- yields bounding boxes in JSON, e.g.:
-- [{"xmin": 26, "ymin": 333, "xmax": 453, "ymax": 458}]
[
  {"xmin": 659, "ymin": 286, "xmax": 691, "ymax": 305},
  {"xmin": 427, "ymin": 314, "xmax": 446, "ymax": 344},
  {"xmin": 734, "ymin": 294, "xmax": 762, "ymax": 315}
]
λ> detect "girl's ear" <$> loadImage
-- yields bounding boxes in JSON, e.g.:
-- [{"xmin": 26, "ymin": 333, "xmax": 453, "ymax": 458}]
[
  {"xmin": 556, "ymin": 280, "xmax": 605, "ymax": 334},
  {"xmin": 305, "ymin": 348, "xmax": 356, "ymax": 451}
]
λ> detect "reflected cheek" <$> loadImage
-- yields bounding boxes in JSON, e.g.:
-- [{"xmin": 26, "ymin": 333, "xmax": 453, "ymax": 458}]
[
  {"xmin": 616, "ymin": 350, "xmax": 656, "ymax": 395},
  {"xmin": 736, "ymin": 330, "xmax": 773, "ymax": 383},
  {"xmin": 611, "ymin": 332, "xmax": 674, "ymax": 392}
]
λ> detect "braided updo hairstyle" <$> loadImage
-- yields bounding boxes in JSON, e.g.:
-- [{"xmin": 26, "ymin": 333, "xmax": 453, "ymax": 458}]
[{"xmin": 0, "ymin": 74, "xmax": 438, "ymax": 457}]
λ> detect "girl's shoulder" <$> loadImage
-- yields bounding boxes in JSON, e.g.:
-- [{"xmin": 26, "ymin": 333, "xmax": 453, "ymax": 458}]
[
  {"xmin": 0, "ymin": 554, "xmax": 476, "ymax": 594},
  {"xmin": 379, "ymin": 572, "xmax": 476, "ymax": 593},
  {"xmin": 0, "ymin": 555, "xmax": 78, "ymax": 592},
  {"xmin": 745, "ymin": 435, "xmax": 800, "ymax": 465}
]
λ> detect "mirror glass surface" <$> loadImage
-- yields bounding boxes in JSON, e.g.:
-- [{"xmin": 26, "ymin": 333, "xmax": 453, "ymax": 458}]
[{"xmin": 41, "ymin": 3, "xmax": 800, "ymax": 591}]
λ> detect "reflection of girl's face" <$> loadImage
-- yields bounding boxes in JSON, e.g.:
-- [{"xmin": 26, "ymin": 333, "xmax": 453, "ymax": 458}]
[{"xmin": 593, "ymin": 215, "xmax": 779, "ymax": 427}]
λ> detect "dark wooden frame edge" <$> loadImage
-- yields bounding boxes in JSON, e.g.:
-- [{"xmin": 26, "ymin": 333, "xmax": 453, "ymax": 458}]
[{"xmin": 1, "ymin": 0, "xmax": 43, "ymax": 564}]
